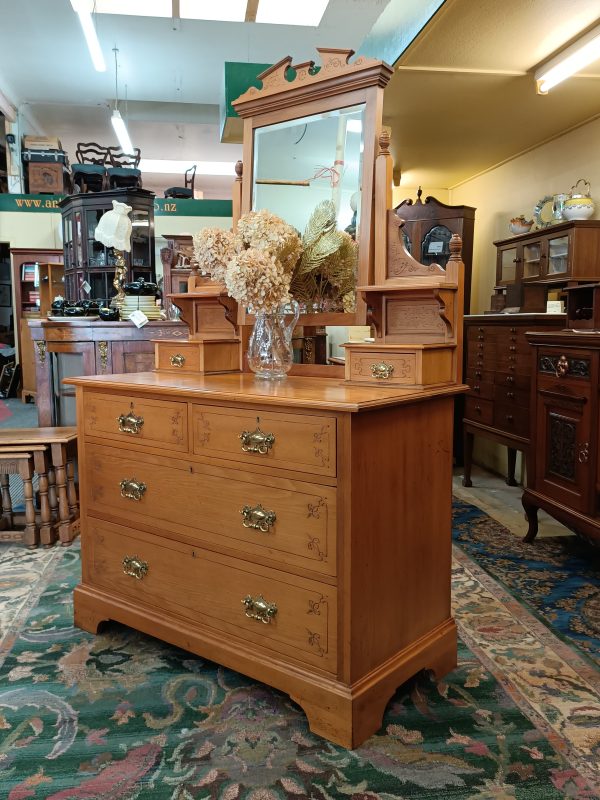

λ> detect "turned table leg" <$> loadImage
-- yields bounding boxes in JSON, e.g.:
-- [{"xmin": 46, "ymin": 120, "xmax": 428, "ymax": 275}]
[
  {"xmin": 20, "ymin": 458, "xmax": 38, "ymax": 548},
  {"xmin": 522, "ymin": 493, "xmax": 539, "ymax": 543},
  {"xmin": 48, "ymin": 467, "xmax": 58, "ymax": 521},
  {"xmin": 33, "ymin": 449, "xmax": 54, "ymax": 546},
  {"xmin": 51, "ymin": 443, "xmax": 71, "ymax": 545},
  {"xmin": 1, "ymin": 474, "xmax": 13, "ymax": 528},
  {"xmin": 66, "ymin": 459, "xmax": 78, "ymax": 517}
]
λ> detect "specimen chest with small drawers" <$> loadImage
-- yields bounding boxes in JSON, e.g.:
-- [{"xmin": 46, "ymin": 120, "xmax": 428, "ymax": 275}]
[{"xmin": 67, "ymin": 371, "xmax": 462, "ymax": 748}]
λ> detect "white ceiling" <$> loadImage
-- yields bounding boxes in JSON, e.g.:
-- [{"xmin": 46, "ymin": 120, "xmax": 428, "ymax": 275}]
[{"xmin": 0, "ymin": 0, "xmax": 391, "ymax": 198}]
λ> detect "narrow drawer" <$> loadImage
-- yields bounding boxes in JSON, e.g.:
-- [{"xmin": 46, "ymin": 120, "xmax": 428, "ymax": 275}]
[
  {"xmin": 493, "ymin": 386, "xmax": 530, "ymax": 407},
  {"xmin": 494, "ymin": 404, "xmax": 529, "ymax": 439},
  {"xmin": 85, "ymin": 444, "xmax": 337, "ymax": 576},
  {"xmin": 466, "ymin": 368, "xmax": 494, "ymax": 384},
  {"xmin": 86, "ymin": 518, "xmax": 337, "ymax": 672},
  {"xmin": 154, "ymin": 339, "xmax": 240, "ymax": 374},
  {"xmin": 466, "ymin": 381, "xmax": 493, "ymax": 400},
  {"xmin": 83, "ymin": 392, "xmax": 188, "ymax": 452},
  {"xmin": 466, "ymin": 326, "xmax": 495, "ymax": 342},
  {"xmin": 464, "ymin": 397, "xmax": 493, "ymax": 425},
  {"xmin": 494, "ymin": 371, "xmax": 530, "ymax": 391},
  {"xmin": 192, "ymin": 405, "xmax": 336, "ymax": 477},
  {"xmin": 155, "ymin": 341, "xmax": 202, "ymax": 372}
]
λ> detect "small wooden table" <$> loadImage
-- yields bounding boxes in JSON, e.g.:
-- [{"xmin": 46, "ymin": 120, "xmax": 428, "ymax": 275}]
[{"xmin": 0, "ymin": 427, "xmax": 78, "ymax": 545}]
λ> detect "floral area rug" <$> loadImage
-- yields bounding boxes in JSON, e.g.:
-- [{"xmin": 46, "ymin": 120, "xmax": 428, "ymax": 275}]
[
  {"xmin": 452, "ymin": 498, "xmax": 600, "ymax": 668},
  {"xmin": 0, "ymin": 533, "xmax": 599, "ymax": 799}
]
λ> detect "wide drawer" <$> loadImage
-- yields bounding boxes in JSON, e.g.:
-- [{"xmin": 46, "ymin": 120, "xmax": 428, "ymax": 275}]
[
  {"xmin": 192, "ymin": 405, "xmax": 336, "ymax": 477},
  {"xmin": 464, "ymin": 397, "xmax": 493, "ymax": 425},
  {"xmin": 83, "ymin": 392, "xmax": 188, "ymax": 452},
  {"xmin": 85, "ymin": 443, "xmax": 337, "ymax": 576},
  {"xmin": 86, "ymin": 517, "xmax": 337, "ymax": 672}
]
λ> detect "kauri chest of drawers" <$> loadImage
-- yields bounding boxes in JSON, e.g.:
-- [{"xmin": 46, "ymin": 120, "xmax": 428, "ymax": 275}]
[{"xmin": 68, "ymin": 372, "xmax": 462, "ymax": 748}]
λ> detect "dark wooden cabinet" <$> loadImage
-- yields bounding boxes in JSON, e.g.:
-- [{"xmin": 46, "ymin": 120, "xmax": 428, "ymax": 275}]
[
  {"xmin": 523, "ymin": 331, "xmax": 600, "ymax": 544},
  {"xmin": 60, "ymin": 188, "xmax": 156, "ymax": 303},
  {"xmin": 462, "ymin": 314, "xmax": 565, "ymax": 486},
  {"xmin": 394, "ymin": 191, "xmax": 475, "ymax": 313},
  {"xmin": 159, "ymin": 234, "xmax": 195, "ymax": 319}
]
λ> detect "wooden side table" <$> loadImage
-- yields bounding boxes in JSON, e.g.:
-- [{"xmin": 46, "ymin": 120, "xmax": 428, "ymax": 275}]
[
  {"xmin": 0, "ymin": 427, "xmax": 79, "ymax": 545},
  {"xmin": 0, "ymin": 445, "xmax": 50, "ymax": 547}
]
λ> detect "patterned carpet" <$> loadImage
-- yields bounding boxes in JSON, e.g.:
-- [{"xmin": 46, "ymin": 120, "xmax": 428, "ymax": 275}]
[{"xmin": 0, "ymin": 512, "xmax": 599, "ymax": 798}]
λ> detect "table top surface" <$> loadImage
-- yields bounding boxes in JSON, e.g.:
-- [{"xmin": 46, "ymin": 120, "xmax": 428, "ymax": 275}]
[
  {"xmin": 0, "ymin": 427, "xmax": 77, "ymax": 445},
  {"xmin": 65, "ymin": 372, "xmax": 466, "ymax": 413}
]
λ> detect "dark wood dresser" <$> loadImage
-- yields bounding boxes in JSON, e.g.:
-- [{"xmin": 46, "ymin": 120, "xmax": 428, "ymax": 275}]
[
  {"xmin": 463, "ymin": 313, "xmax": 565, "ymax": 485},
  {"xmin": 523, "ymin": 330, "xmax": 600, "ymax": 545}
]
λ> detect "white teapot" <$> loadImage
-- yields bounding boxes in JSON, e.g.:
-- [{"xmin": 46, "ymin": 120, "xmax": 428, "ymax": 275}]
[{"xmin": 562, "ymin": 179, "xmax": 595, "ymax": 221}]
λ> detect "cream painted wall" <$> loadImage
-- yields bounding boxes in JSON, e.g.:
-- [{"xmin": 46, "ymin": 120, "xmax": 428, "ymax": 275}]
[
  {"xmin": 449, "ymin": 115, "xmax": 600, "ymax": 476},
  {"xmin": 0, "ymin": 211, "xmax": 62, "ymax": 250},
  {"xmin": 450, "ymin": 116, "xmax": 600, "ymax": 315}
]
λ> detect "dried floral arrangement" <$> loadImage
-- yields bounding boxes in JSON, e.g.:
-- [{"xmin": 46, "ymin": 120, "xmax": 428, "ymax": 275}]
[
  {"xmin": 192, "ymin": 228, "xmax": 235, "ymax": 282},
  {"xmin": 193, "ymin": 205, "xmax": 356, "ymax": 314},
  {"xmin": 290, "ymin": 201, "xmax": 358, "ymax": 312}
]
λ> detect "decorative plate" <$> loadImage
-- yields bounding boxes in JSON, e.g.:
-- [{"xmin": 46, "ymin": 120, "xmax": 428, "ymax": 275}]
[{"xmin": 533, "ymin": 195, "xmax": 554, "ymax": 228}]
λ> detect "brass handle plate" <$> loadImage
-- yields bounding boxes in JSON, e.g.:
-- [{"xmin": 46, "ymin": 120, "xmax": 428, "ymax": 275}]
[
  {"xmin": 556, "ymin": 354, "xmax": 569, "ymax": 378},
  {"xmin": 241, "ymin": 503, "xmax": 276, "ymax": 532},
  {"xmin": 170, "ymin": 353, "xmax": 186, "ymax": 368},
  {"xmin": 117, "ymin": 409, "xmax": 144, "ymax": 435},
  {"xmin": 123, "ymin": 555, "xmax": 148, "ymax": 580},
  {"xmin": 371, "ymin": 361, "xmax": 394, "ymax": 380},
  {"xmin": 120, "ymin": 478, "xmax": 147, "ymax": 501},
  {"xmin": 240, "ymin": 419, "xmax": 275, "ymax": 455},
  {"xmin": 242, "ymin": 594, "xmax": 277, "ymax": 624},
  {"xmin": 579, "ymin": 442, "xmax": 590, "ymax": 463}
]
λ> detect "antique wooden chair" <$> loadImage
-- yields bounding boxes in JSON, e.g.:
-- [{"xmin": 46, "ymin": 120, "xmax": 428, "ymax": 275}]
[
  {"xmin": 72, "ymin": 142, "xmax": 108, "ymax": 193},
  {"xmin": 164, "ymin": 164, "xmax": 196, "ymax": 199},
  {"xmin": 106, "ymin": 146, "xmax": 142, "ymax": 189}
]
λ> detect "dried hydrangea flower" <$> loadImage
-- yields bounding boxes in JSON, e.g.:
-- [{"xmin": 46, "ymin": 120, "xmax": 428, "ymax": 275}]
[
  {"xmin": 225, "ymin": 247, "xmax": 291, "ymax": 313},
  {"xmin": 192, "ymin": 227, "xmax": 235, "ymax": 282}
]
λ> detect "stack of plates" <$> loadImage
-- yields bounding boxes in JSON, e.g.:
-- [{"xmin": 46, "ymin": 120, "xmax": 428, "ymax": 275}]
[{"xmin": 120, "ymin": 296, "xmax": 162, "ymax": 320}]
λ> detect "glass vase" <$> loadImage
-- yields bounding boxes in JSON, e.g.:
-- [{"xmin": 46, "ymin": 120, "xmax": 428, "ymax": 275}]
[{"xmin": 247, "ymin": 301, "xmax": 300, "ymax": 380}]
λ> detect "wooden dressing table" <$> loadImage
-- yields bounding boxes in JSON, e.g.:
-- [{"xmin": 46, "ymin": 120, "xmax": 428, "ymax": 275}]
[{"xmin": 69, "ymin": 49, "xmax": 467, "ymax": 748}]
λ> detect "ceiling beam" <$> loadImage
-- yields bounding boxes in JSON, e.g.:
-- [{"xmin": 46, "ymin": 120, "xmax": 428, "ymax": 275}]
[
  {"xmin": 245, "ymin": 0, "xmax": 259, "ymax": 23},
  {"xmin": 0, "ymin": 88, "xmax": 17, "ymax": 122}
]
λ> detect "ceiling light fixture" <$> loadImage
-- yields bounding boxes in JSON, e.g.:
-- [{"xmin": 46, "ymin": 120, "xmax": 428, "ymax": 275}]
[
  {"xmin": 70, "ymin": 0, "xmax": 106, "ymax": 72},
  {"xmin": 535, "ymin": 23, "xmax": 600, "ymax": 94},
  {"xmin": 139, "ymin": 159, "xmax": 236, "ymax": 175},
  {"xmin": 256, "ymin": 0, "xmax": 330, "ymax": 26},
  {"xmin": 111, "ymin": 48, "xmax": 135, "ymax": 155},
  {"xmin": 178, "ymin": 0, "xmax": 247, "ymax": 22}
]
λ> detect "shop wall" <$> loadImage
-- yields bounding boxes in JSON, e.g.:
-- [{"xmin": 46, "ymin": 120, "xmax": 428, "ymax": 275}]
[{"xmin": 449, "ymin": 115, "xmax": 600, "ymax": 476}]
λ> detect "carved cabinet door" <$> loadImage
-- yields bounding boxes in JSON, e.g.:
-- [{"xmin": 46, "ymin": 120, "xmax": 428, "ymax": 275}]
[{"xmin": 534, "ymin": 386, "xmax": 593, "ymax": 514}]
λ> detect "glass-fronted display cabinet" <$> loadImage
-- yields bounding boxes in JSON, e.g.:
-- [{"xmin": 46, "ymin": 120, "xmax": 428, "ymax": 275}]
[{"xmin": 60, "ymin": 188, "xmax": 155, "ymax": 302}]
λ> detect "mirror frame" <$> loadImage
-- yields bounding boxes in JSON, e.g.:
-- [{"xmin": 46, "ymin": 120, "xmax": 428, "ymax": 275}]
[{"xmin": 232, "ymin": 49, "xmax": 393, "ymax": 333}]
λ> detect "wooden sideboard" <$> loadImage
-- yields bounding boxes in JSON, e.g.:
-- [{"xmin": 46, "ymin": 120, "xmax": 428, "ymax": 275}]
[
  {"xmin": 523, "ymin": 330, "xmax": 600, "ymax": 545},
  {"xmin": 67, "ymin": 371, "xmax": 462, "ymax": 748},
  {"xmin": 29, "ymin": 319, "xmax": 187, "ymax": 426},
  {"xmin": 463, "ymin": 314, "xmax": 565, "ymax": 486}
]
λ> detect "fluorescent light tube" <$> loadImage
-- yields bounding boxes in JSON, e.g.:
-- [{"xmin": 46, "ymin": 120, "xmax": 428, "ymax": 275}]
[
  {"xmin": 111, "ymin": 110, "xmax": 135, "ymax": 155},
  {"xmin": 256, "ymin": 0, "xmax": 329, "ymax": 26},
  {"xmin": 140, "ymin": 159, "xmax": 236, "ymax": 175},
  {"xmin": 179, "ymin": 0, "xmax": 247, "ymax": 22},
  {"xmin": 70, "ymin": 0, "xmax": 106, "ymax": 72},
  {"xmin": 536, "ymin": 23, "xmax": 600, "ymax": 93},
  {"xmin": 346, "ymin": 119, "xmax": 362, "ymax": 133},
  {"xmin": 94, "ymin": 0, "xmax": 171, "ymax": 16}
]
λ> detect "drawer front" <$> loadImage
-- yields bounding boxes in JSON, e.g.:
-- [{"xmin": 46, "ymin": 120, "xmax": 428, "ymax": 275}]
[
  {"xmin": 494, "ymin": 371, "xmax": 530, "ymax": 391},
  {"xmin": 348, "ymin": 350, "xmax": 418, "ymax": 385},
  {"xmin": 494, "ymin": 404, "xmax": 529, "ymax": 439},
  {"xmin": 493, "ymin": 386, "xmax": 530, "ymax": 407},
  {"xmin": 85, "ymin": 444, "xmax": 337, "ymax": 576},
  {"xmin": 466, "ymin": 380, "xmax": 494, "ymax": 400},
  {"xmin": 537, "ymin": 351, "xmax": 592, "ymax": 384},
  {"xmin": 192, "ymin": 405, "xmax": 336, "ymax": 477},
  {"xmin": 155, "ymin": 342, "xmax": 201, "ymax": 372},
  {"xmin": 83, "ymin": 392, "xmax": 188, "ymax": 452},
  {"xmin": 466, "ymin": 342, "xmax": 496, "ymax": 368},
  {"xmin": 466, "ymin": 367, "xmax": 494, "ymax": 384},
  {"xmin": 464, "ymin": 397, "xmax": 493, "ymax": 425},
  {"xmin": 87, "ymin": 518, "xmax": 337, "ymax": 672},
  {"xmin": 466, "ymin": 326, "xmax": 496, "ymax": 342}
]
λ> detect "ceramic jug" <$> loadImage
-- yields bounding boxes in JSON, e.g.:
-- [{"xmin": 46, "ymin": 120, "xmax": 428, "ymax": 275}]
[{"xmin": 563, "ymin": 179, "xmax": 595, "ymax": 221}]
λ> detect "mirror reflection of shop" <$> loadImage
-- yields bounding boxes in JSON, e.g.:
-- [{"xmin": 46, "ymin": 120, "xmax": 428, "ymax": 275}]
[{"xmin": 421, "ymin": 224, "xmax": 453, "ymax": 267}]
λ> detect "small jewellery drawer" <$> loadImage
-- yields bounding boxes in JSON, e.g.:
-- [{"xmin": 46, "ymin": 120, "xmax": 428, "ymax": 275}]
[
  {"xmin": 87, "ymin": 518, "xmax": 337, "ymax": 672},
  {"xmin": 154, "ymin": 339, "xmax": 240, "ymax": 374},
  {"xmin": 85, "ymin": 444, "xmax": 337, "ymax": 576},
  {"xmin": 345, "ymin": 346, "xmax": 453, "ymax": 387},
  {"xmin": 192, "ymin": 405, "xmax": 336, "ymax": 477},
  {"xmin": 83, "ymin": 392, "xmax": 188, "ymax": 452},
  {"xmin": 464, "ymin": 397, "xmax": 493, "ymax": 425}
]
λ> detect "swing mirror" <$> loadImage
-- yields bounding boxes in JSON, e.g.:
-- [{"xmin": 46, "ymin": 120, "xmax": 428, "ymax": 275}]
[{"xmin": 251, "ymin": 103, "xmax": 365, "ymax": 239}]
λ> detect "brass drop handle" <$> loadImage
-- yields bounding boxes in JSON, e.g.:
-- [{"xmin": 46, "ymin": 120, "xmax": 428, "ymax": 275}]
[
  {"xmin": 371, "ymin": 362, "xmax": 394, "ymax": 380},
  {"xmin": 578, "ymin": 442, "xmax": 590, "ymax": 463},
  {"xmin": 123, "ymin": 555, "xmax": 148, "ymax": 580},
  {"xmin": 241, "ymin": 503, "xmax": 276, "ymax": 533},
  {"xmin": 509, "ymin": 345, "xmax": 517, "ymax": 351},
  {"xmin": 475, "ymin": 405, "xmax": 481, "ymax": 413},
  {"xmin": 242, "ymin": 594, "xmax": 277, "ymax": 624},
  {"xmin": 473, "ymin": 384, "xmax": 480, "ymax": 392},
  {"xmin": 475, "ymin": 370, "xmax": 482, "ymax": 378},
  {"xmin": 506, "ymin": 376, "xmax": 514, "ymax": 384},
  {"xmin": 555, "ymin": 354, "xmax": 569, "ymax": 378},
  {"xmin": 120, "ymin": 478, "xmax": 147, "ymax": 501},
  {"xmin": 117, "ymin": 407, "xmax": 144, "ymax": 435},
  {"xmin": 505, "ymin": 414, "xmax": 514, "ymax": 422},
  {"xmin": 240, "ymin": 418, "xmax": 275, "ymax": 454},
  {"xmin": 507, "ymin": 391, "xmax": 515, "ymax": 399},
  {"xmin": 170, "ymin": 353, "xmax": 186, "ymax": 368},
  {"xmin": 477, "ymin": 334, "xmax": 484, "ymax": 341}
]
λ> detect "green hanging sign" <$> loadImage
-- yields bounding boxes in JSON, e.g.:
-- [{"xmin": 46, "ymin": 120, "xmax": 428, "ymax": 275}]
[{"xmin": 0, "ymin": 194, "xmax": 232, "ymax": 217}]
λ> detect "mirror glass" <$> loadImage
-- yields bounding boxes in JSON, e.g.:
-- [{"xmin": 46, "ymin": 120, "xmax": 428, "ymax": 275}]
[{"xmin": 252, "ymin": 103, "xmax": 365, "ymax": 238}]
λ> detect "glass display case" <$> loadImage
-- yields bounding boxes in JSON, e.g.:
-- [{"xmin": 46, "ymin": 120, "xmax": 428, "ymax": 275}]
[{"xmin": 60, "ymin": 188, "xmax": 155, "ymax": 302}]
